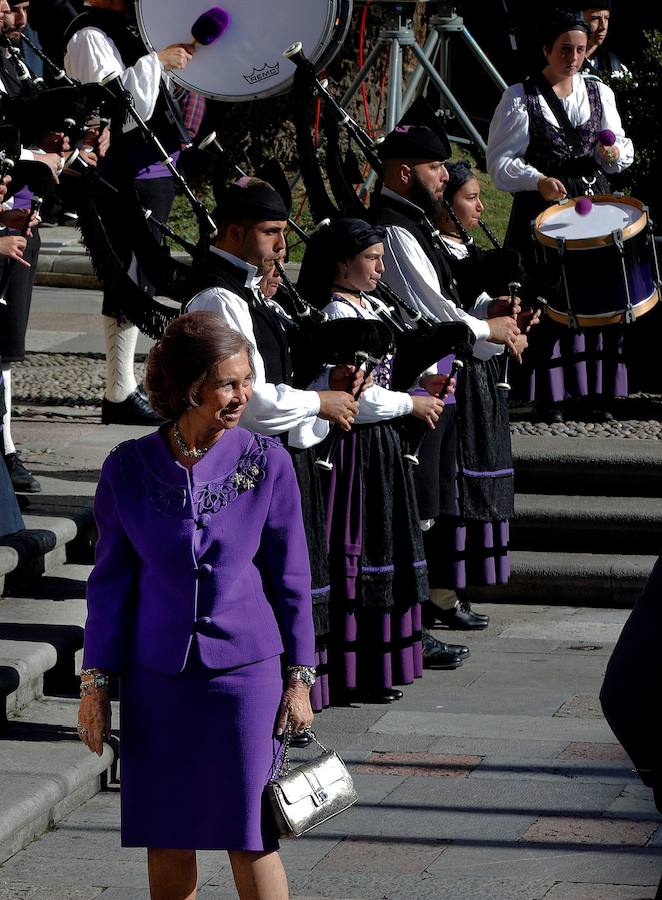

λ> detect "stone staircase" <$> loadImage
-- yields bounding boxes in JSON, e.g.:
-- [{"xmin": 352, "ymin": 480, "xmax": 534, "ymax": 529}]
[
  {"xmin": 468, "ymin": 434, "xmax": 662, "ymax": 607},
  {"xmin": 0, "ymin": 488, "xmax": 115, "ymax": 865}
]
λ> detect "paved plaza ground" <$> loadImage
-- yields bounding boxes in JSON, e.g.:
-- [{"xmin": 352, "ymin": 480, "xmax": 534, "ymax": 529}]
[
  {"xmin": 1, "ymin": 603, "xmax": 659, "ymax": 899},
  {"xmin": 0, "ymin": 284, "xmax": 660, "ymax": 898}
]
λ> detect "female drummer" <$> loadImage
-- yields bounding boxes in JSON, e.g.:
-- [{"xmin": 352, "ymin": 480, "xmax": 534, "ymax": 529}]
[
  {"xmin": 487, "ymin": 9, "xmax": 633, "ymax": 421},
  {"xmin": 297, "ymin": 218, "xmax": 449, "ymax": 704}
]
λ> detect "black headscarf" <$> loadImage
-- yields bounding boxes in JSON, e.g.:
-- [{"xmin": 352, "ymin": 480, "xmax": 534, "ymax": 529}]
[
  {"xmin": 541, "ymin": 10, "xmax": 591, "ymax": 48},
  {"xmin": 444, "ymin": 160, "xmax": 475, "ymax": 205},
  {"xmin": 297, "ymin": 218, "xmax": 386, "ymax": 309}
]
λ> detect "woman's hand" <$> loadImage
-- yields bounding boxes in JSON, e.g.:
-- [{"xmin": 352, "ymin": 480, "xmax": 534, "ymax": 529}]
[
  {"xmin": 537, "ymin": 176, "xmax": 567, "ymax": 201},
  {"xmin": 599, "ymin": 144, "xmax": 620, "ymax": 166},
  {"xmin": 77, "ymin": 691, "xmax": 112, "ymax": 756},
  {"xmin": 0, "ymin": 235, "xmax": 28, "ymax": 265},
  {"xmin": 488, "ymin": 295, "xmax": 521, "ymax": 319},
  {"xmin": 0, "ymin": 208, "xmax": 39, "ymax": 233},
  {"xmin": 509, "ymin": 333, "xmax": 529, "ymax": 364},
  {"xmin": 411, "ymin": 395, "xmax": 445, "ymax": 429},
  {"xmin": 518, "ymin": 307, "xmax": 541, "ymax": 334},
  {"xmin": 419, "ymin": 373, "xmax": 456, "ymax": 398},
  {"xmin": 276, "ymin": 681, "xmax": 314, "ymax": 737}
]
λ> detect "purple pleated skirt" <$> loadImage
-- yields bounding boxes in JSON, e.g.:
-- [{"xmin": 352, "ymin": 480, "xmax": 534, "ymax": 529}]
[
  {"xmin": 516, "ymin": 321, "xmax": 628, "ymax": 405},
  {"xmin": 331, "ymin": 603, "xmax": 424, "ymax": 695},
  {"xmin": 119, "ymin": 651, "xmax": 282, "ymax": 851},
  {"xmin": 311, "ymin": 645, "xmax": 330, "ymax": 712},
  {"xmin": 424, "ymin": 517, "xmax": 510, "ymax": 590}
]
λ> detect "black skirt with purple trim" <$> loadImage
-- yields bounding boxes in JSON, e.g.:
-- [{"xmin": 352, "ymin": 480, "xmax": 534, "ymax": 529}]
[
  {"xmin": 414, "ymin": 358, "xmax": 514, "ymax": 589},
  {"xmin": 322, "ymin": 422, "xmax": 428, "ymax": 697},
  {"xmin": 288, "ymin": 446, "xmax": 331, "ymax": 712}
]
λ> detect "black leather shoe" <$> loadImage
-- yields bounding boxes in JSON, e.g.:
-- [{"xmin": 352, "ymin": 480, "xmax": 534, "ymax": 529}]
[
  {"xmin": 546, "ymin": 405, "xmax": 564, "ymax": 424},
  {"xmin": 425, "ymin": 600, "xmax": 489, "ymax": 631},
  {"xmin": 3, "ymin": 453, "xmax": 41, "ymax": 493},
  {"xmin": 421, "ymin": 631, "xmax": 466, "ymax": 669},
  {"xmin": 362, "ymin": 687, "xmax": 404, "ymax": 704},
  {"xmin": 101, "ymin": 390, "xmax": 166, "ymax": 426}
]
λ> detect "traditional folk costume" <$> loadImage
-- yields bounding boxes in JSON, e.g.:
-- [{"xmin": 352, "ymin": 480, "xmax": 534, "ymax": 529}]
[
  {"xmin": 64, "ymin": 6, "xmax": 188, "ymax": 420},
  {"xmin": 487, "ymin": 34, "xmax": 633, "ymax": 410},
  {"xmin": 185, "ymin": 180, "xmax": 332, "ymax": 711},
  {"xmin": 298, "ymin": 219, "xmax": 430, "ymax": 701},
  {"xmin": 371, "ymin": 122, "xmax": 513, "ymax": 603},
  {"xmin": 85, "ymin": 426, "xmax": 315, "ymax": 850}
]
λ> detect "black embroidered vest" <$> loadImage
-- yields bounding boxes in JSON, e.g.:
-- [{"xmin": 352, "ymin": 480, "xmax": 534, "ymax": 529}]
[
  {"xmin": 523, "ymin": 77, "xmax": 604, "ymax": 181},
  {"xmin": 190, "ymin": 253, "xmax": 294, "ymax": 387},
  {"xmin": 371, "ymin": 193, "xmax": 462, "ymax": 307}
]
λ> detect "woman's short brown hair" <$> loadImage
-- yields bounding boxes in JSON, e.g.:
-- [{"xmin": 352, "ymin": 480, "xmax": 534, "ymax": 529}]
[{"xmin": 145, "ymin": 312, "xmax": 255, "ymax": 420}]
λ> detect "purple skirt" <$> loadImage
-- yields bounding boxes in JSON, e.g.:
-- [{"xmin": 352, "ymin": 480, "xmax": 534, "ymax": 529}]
[
  {"xmin": 516, "ymin": 320, "xmax": 628, "ymax": 404},
  {"xmin": 311, "ymin": 645, "xmax": 330, "ymax": 712},
  {"xmin": 424, "ymin": 517, "xmax": 510, "ymax": 590},
  {"xmin": 331, "ymin": 603, "xmax": 424, "ymax": 695},
  {"xmin": 119, "ymin": 651, "xmax": 282, "ymax": 851}
]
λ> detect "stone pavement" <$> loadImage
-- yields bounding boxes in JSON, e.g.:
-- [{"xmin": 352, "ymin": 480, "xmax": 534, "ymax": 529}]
[
  {"xmin": 0, "ymin": 604, "xmax": 660, "ymax": 899},
  {"xmin": 1, "ymin": 284, "xmax": 661, "ymax": 898}
]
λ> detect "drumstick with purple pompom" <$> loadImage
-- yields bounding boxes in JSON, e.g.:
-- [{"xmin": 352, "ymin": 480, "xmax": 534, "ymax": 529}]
[
  {"xmin": 190, "ymin": 7, "xmax": 232, "ymax": 46},
  {"xmin": 599, "ymin": 128, "xmax": 618, "ymax": 166},
  {"xmin": 576, "ymin": 130, "xmax": 617, "ymax": 216}
]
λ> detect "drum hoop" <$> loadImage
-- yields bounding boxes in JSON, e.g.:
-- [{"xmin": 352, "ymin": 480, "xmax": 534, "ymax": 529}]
[
  {"xmin": 546, "ymin": 289, "xmax": 659, "ymax": 327},
  {"xmin": 534, "ymin": 195, "xmax": 648, "ymax": 251},
  {"xmin": 136, "ymin": 0, "xmax": 347, "ymax": 103}
]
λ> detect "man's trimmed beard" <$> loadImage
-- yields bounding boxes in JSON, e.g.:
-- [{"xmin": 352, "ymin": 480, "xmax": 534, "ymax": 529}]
[{"xmin": 409, "ymin": 171, "xmax": 444, "ymax": 219}]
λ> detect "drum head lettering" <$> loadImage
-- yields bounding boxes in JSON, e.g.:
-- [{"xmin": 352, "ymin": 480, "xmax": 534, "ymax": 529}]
[{"xmin": 136, "ymin": 0, "xmax": 348, "ymax": 102}]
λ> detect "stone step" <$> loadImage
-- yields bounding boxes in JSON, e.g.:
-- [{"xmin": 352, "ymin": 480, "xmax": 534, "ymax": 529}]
[
  {"xmin": 512, "ymin": 494, "xmax": 662, "ymax": 555},
  {"xmin": 0, "ymin": 565, "xmax": 90, "ymax": 727},
  {"xmin": 512, "ymin": 435, "xmax": 662, "ymax": 497},
  {"xmin": 0, "ymin": 496, "xmax": 95, "ymax": 596},
  {"xmin": 467, "ymin": 550, "xmax": 657, "ymax": 608},
  {"xmin": 0, "ymin": 695, "xmax": 115, "ymax": 865}
]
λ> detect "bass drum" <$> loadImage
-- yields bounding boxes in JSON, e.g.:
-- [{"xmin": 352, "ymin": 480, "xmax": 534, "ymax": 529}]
[{"xmin": 136, "ymin": 0, "xmax": 353, "ymax": 102}]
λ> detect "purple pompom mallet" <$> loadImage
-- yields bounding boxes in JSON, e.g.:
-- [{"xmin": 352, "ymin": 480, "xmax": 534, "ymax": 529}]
[
  {"xmin": 191, "ymin": 7, "xmax": 231, "ymax": 45},
  {"xmin": 575, "ymin": 196, "xmax": 593, "ymax": 216},
  {"xmin": 599, "ymin": 129, "xmax": 616, "ymax": 147}
]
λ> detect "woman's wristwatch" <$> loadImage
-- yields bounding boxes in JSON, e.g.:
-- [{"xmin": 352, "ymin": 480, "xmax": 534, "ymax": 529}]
[{"xmin": 287, "ymin": 665, "xmax": 316, "ymax": 690}]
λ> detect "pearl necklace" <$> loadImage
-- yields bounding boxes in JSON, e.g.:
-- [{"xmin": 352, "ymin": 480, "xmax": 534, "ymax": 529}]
[{"xmin": 173, "ymin": 421, "xmax": 210, "ymax": 460}]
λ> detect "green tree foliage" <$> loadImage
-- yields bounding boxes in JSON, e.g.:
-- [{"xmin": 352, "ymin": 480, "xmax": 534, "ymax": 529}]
[{"xmin": 607, "ymin": 30, "xmax": 662, "ymax": 227}]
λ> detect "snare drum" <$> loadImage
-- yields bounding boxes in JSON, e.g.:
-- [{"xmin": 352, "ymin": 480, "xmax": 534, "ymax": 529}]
[
  {"xmin": 137, "ymin": 0, "xmax": 352, "ymax": 102},
  {"xmin": 534, "ymin": 195, "xmax": 661, "ymax": 328}
]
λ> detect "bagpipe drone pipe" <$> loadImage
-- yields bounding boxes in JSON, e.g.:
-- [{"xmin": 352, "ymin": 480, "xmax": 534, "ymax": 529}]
[{"xmin": 73, "ymin": 78, "xmax": 216, "ymax": 339}]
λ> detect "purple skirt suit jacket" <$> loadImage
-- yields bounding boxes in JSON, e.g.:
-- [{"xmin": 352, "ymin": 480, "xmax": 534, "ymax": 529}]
[{"xmin": 83, "ymin": 426, "xmax": 316, "ymax": 675}]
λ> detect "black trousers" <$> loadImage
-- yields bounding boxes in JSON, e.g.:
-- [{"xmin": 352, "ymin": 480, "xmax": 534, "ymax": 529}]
[{"xmin": 0, "ymin": 230, "xmax": 41, "ymax": 362}]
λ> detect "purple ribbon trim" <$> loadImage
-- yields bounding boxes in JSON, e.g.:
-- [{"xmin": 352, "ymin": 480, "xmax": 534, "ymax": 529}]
[
  {"xmin": 462, "ymin": 468, "xmax": 514, "ymax": 478},
  {"xmin": 362, "ymin": 560, "xmax": 427, "ymax": 574},
  {"xmin": 311, "ymin": 585, "xmax": 331, "ymax": 596}
]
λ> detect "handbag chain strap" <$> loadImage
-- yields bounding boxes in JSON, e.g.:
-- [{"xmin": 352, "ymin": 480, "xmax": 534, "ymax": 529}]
[{"xmin": 272, "ymin": 728, "xmax": 331, "ymax": 779}]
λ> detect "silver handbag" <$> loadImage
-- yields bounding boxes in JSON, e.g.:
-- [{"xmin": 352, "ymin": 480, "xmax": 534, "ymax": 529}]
[{"xmin": 266, "ymin": 731, "xmax": 358, "ymax": 838}]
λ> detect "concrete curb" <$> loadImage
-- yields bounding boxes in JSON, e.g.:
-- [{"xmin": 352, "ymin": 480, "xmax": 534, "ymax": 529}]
[
  {"xmin": 0, "ymin": 509, "xmax": 95, "ymax": 595},
  {"xmin": 0, "ymin": 736, "xmax": 114, "ymax": 865},
  {"xmin": 467, "ymin": 550, "xmax": 657, "ymax": 607}
]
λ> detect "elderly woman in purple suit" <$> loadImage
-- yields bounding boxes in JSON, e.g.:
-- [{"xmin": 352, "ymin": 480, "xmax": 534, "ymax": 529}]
[{"xmin": 76, "ymin": 311, "xmax": 316, "ymax": 900}]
